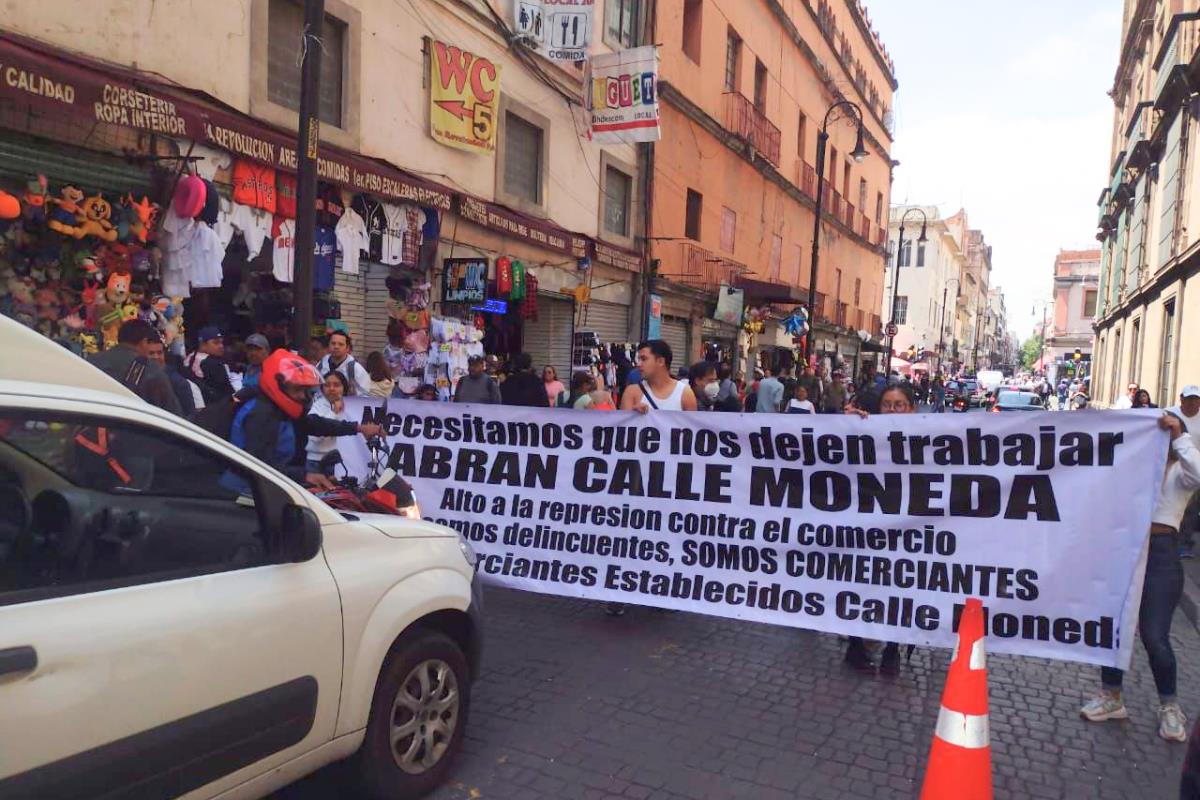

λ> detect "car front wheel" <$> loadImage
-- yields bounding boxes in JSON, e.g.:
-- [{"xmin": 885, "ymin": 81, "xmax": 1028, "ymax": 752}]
[{"xmin": 356, "ymin": 630, "xmax": 470, "ymax": 799}]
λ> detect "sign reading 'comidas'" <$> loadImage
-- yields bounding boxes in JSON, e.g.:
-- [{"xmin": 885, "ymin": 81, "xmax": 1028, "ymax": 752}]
[{"xmin": 341, "ymin": 401, "xmax": 1166, "ymax": 669}]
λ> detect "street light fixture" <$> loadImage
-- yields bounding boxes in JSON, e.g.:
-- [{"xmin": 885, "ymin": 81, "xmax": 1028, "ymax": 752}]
[
  {"xmin": 804, "ymin": 99, "xmax": 868, "ymax": 366},
  {"xmin": 936, "ymin": 277, "xmax": 960, "ymax": 376},
  {"xmin": 886, "ymin": 207, "xmax": 928, "ymax": 370}
]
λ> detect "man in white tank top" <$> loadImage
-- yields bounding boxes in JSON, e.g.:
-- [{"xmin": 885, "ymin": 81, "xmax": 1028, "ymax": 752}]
[{"xmin": 620, "ymin": 339, "xmax": 698, "ymax": 412}]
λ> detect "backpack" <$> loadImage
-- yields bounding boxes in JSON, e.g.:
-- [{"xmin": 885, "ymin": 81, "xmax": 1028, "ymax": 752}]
[{"xmin": 192, "ymin": 391, "xmax": 249, "ymax": 440}]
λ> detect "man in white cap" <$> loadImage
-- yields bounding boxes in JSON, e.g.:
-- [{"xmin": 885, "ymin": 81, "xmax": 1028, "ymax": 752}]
[{"xmin": 1169, "ymin": 386, "xmax": 1200, "ymax": 559}]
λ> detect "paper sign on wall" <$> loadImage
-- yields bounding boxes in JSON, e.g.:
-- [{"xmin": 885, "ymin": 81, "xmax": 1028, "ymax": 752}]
[
  {"xmin": 514, "ymin": 0, "xmax": 594, "ymax": 62},
  {"xmin": 429, "ymin": 40, "xmax": 501, "ymax": 154},
  {"xmin": 587, "ymin": 45, "xmax": 660, "ymax": 144}
]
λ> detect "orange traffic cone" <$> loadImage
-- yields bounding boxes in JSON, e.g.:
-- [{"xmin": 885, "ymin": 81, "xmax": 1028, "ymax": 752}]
[{"xmin": 919, "ymin": 598, "xmax": 993, "ymax": 800}]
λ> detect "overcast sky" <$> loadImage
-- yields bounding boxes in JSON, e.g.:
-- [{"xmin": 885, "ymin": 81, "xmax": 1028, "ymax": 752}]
[{"xmin": 867, "ymin": 1, "xmax": 1122, "ymax": 340}]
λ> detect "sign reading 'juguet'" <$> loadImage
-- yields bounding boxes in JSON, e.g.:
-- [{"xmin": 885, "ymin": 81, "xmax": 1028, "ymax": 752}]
[
  {"xmin": 586, "ymin": 46, "xmax": 660, "ymax": 144},
  {"xmin": 341, "ymin": 403, "xmax": 1166, "ymax": 669}
]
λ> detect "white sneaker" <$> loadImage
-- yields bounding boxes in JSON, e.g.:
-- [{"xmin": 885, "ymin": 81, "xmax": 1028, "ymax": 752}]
[
  {"xmin": 1081, "ymin": 691, "xmax": 1128, "ymax": 721},
  {"xmin": 1159, "ymin": 703, "xmax": 1188, "ymax": 742}
]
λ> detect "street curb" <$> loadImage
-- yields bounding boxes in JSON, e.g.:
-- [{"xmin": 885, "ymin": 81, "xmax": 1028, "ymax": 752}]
[{"xmin": 1181, "ymin": 572, "xmax": 1200, "ymax": 633}]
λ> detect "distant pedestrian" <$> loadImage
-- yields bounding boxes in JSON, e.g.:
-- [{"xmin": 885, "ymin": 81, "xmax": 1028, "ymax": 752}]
[
  {"xmin": 755, "ymin": 365, "xmax": 785, "ymax": 413},
  {"xmin": 184, "ymin": 326, "xmax": 235, "ymax": 406},
  {"xmin": 566, "ymin": 371, "xmax": 598, "ymax": 410},
  {"xmin": 241, "ymin": 333, "xmax": 270, "ymax": 389},
  {"xmin": 144, "ymin": 335, "xmax": 196, "ymax": 417},
  {"xmin": 714, "ymin": 363, "xmax": 741, "ymax": 412},
  {"xmin": 501, "ymin": 353, "xmax": 551, "ymax": 407},
  {"xmin": 1081, "ymin": 412, "xmax": 1200, "ymax": 742},
  {"xmin": 1133, "ymin": 389, "xmax": 1157, "ymax": 409},
  {"xmin": 1114, "ymin": 382, "xmax": 1138, "ymax": 409},
  {"xmin": 454, "ymin": 355, "xmax": 502, "ymax": 404},
  {"xmin": 823, "ymin": 369, "xmax": 848, "ymax": 413},
  {"xmin": 543, "ymin": 365, "xmax": 566, "ymax": 406},
  {"xmin": 90, "ymin": 320, "xmax": 183, "ymax": 415},
  {"xmin": 317, "ymin": 331, "xmax": 371, "ymax": 396},
  {"xmin": 688, "ymin": 361, "xmax": 719, "ymax": 411},
  {"xmin": 787, "ymin": 384, "xmax": 816, "ymax": 414},
  {"xmin": 931, "ymin": 376, "xmax": 946, "ymax": 413}
]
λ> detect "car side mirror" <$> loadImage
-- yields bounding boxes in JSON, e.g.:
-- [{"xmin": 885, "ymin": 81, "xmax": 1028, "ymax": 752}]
[{"xmin": 280, "ymin": 503, "xmax": 323, "ymax": 562}]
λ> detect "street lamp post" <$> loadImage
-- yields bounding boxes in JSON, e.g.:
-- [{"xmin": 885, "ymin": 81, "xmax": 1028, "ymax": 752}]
[
  {"xmin": 805, "ymin": 100, "xmax": 868, "ymax": 366},
  {"xmin": 1032, "ymin": 299, "xmax": 1052, "ymax": 378},
  {"xmin": 935, "ymin": 277, "xmax": 960, "ymax": 377},
  {"xmin": 886, "ymin": 208, "xmax": 927, "ymax": 373}
]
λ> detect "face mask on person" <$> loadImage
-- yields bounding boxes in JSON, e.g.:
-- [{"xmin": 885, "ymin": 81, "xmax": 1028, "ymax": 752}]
[{"xmin": 703, "ymin": 382, "xmax": 721, "ymax": 400}]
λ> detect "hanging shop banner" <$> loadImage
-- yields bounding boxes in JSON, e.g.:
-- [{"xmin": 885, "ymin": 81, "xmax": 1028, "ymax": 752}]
[
  {"xmin": 341, "ymin": 403, "xmax": 1168, "ymax": 669},
  {"xmin": 647, "ymin": 294, "xmax": 662, "ymax": 339},
  {"xmin": 429, "ymin": 40, "xmax": 501, "ymax": 154},
  {"xmin": 514, "ymin": 0, "xmax": 595, "ymax": 62},
  {"xmin": 457, "ymin": 195, "xmax": 589, "ymax": 257},
  {"xmin": 442, "ymin": 257, "xmax": 488, "ymax": 304},
  {"xmin": 0, "ymin": 34, "xmax": 205, "ymax": 138},
  {"xmin": 587, "ymin": 45, "xmax": 660, "ymax": 144},
  {"xmin": 592, "ymin": 241, "xmax": 641, "ymax": 271},
  {"xmin": 714, "ymin": 285, "xmax": 745, "ymax": 327}
]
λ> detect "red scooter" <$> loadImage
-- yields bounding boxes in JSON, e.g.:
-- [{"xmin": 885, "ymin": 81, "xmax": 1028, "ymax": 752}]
[{"xmin": 309, "ymin": 437, "xmax": 420, "ymax": 518}]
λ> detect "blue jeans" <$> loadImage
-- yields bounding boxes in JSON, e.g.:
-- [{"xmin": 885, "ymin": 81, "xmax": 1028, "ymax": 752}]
[{"xmin": 1101, "ymin": 533, "xmax": 1183, "ymax": 700}]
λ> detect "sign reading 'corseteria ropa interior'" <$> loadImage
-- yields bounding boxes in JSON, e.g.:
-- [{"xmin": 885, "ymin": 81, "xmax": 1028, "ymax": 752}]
[{"xmin": 341, "ymin": 401, "xmax": 1167, "ymax": 669}]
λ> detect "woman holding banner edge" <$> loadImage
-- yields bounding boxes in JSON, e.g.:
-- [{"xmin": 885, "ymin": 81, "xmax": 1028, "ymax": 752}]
[
  {"xmin": 1080, "ymin": 411, "xmax": 1200, "ymax": 742},
  {"xmin": 842, "ymin": 383, "xmax": 916, "ymax": 675}
]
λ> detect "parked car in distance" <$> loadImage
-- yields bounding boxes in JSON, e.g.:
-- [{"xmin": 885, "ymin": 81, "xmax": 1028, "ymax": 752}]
[
  {"xmin": 990, "ymin": 390, "xmax": 1045, "ymax": 412},
  {"xmin": 0, "ymin": 315, "xmax": 482, "ymax": 800}
]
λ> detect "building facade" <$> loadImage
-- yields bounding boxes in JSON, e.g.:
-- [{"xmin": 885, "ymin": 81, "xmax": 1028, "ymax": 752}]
[
  {"xmin": 0, "ymin": 0, "xmax": 650, "ymax": 387},
  {"xmin": 1044, "ymin": 249, "xmax": 1100, "ymax": 383},
  {"xmin": 1093, "ymin": 0, "xmax": 1200, "ymax": 407},
  {"xmin": 884, "ymin": 204, "xmax": 962, "ymax": 372},
  {"xmin": 650, "ymin": 0, "xmax": 896, "ymax": 374}
]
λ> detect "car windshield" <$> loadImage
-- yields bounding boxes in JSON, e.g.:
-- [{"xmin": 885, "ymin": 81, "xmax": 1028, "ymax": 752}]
[{"xmin": 997, "ymin": 392, "xmax": 1038, "ymax": 406}]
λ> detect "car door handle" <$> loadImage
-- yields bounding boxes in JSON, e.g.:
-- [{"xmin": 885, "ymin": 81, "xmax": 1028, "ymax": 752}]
[{"xmin": 0, "ymin": 646, "xmax": 37, "ymax": 676}]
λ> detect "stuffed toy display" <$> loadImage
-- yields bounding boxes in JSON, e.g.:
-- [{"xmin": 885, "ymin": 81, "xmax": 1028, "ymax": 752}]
[
  {"xmin": 46, "ymin": 186, "xmax": 85, "ymax": 236},
  {"xmin": 22, "ymin": 175, "xmax": 48, "ymax": 226},
  {"xmin": 76, "ymin": 195, "xmax": 118, "ymax": 242}
]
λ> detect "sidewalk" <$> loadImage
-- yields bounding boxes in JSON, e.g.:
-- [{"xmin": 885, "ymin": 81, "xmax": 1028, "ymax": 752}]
[{"xmin": 1181, "ymin": 554, "xmax": 1200, "ymax": 633}]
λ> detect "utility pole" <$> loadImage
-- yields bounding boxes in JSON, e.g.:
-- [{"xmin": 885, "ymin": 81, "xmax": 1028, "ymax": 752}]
[{"xmin": 291, "ymin": 0, "xmax": 325, "ymax": 350}]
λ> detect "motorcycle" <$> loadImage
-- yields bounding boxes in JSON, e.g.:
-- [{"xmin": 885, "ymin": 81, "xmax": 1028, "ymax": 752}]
[{"xmin": 309, "ymin": 436, "xmax": 420, "ymax": 518}]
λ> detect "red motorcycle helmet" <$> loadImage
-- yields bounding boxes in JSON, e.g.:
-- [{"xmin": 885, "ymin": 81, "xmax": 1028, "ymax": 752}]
[{"xmin": 260, "ymin": 349, "xmax": 321, "ymax": 419}]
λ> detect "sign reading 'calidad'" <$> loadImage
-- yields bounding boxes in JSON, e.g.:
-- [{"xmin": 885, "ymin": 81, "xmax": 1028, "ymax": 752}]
[{"xmin": 341, "ymin": 402, "xmax": 1166, "ymax": 669}]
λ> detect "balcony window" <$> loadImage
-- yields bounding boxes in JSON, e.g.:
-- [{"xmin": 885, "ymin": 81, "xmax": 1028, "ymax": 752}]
[
  {"xmin": 267, "ymin": 0, "xmax": 346, "ymax": 127},
  {"xmin": 503, "ymin": 111, "xmax": 544, "ymax": 207},
  {"xmin": 753, "ymin": 59, "xmax": 767, "ymax": 112},
  {"xmin": 720, "ymin": 206, "xmax": 736, "ymax": 252},
  {"xmin": 894, "ymin": 297, "xmax": 908, "ymax": 325},
  {"xmin": 797, "ymin": 112, "xmax": 807, "ymax": 159},
  {"xmin": 685, "ymin": 189, "xmax": 703, "ymax": 240},
  {"xmin": 724, "ymin": 28, "xmax": 741, "ymax": 91},
  {"xmin": 606, "ymin": 0, "xmax": 642, "ymax": 49},
  {"xmin": 1083, "ymin": 289, "xmax": 1098, "ymax": 318},
  {"xmin": 603, "ymin": 165, "xmax": 632, "ymax": 237},
  {"xmin": 682, "ymin": 0, "xmax": 702, "ymax": 63}
]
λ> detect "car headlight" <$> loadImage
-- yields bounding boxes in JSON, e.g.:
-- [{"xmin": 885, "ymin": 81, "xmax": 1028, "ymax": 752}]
[
  {"xmin": 458, "ymin": 537, "xmax": 477, "ymax": 568},
  {"xmin": 401, "ymin": 500, "xmax": 422, "ymax": 520}
]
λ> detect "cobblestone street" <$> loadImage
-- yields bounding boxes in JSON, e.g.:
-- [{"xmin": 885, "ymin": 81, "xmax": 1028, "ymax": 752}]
[{"xmin": 285, "ymin": 586, "xmax": 1200, "ymax": 800}]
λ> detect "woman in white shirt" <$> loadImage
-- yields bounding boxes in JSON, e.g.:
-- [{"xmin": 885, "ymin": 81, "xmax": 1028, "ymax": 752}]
[
  {"xmin": 305, "ymin": 371, "xmax": 353, "ymax": 473},
  {"xmin": 1081, "ymin": 412, "xmax": 1200, "ymax": 742},
  {"xmin": 787, "ymin": 384, "xmax": 816, "ymax": 414}
]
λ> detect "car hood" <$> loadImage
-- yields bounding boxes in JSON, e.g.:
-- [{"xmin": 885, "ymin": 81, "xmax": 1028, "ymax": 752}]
[{"xmin": 357, "ymin": 513, "xmax": 460, "ymax": 539}]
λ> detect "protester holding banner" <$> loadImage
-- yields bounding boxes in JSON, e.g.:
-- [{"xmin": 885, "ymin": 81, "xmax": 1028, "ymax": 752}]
[
  {"xmin": 619, "ymin": 340, "xmax": 697, "ymax": 412},
  {"xmin": 500, "ymin": 353, "xmax": 550, "ymax": 407},
  {"xmin": 1080, "ymin": 412, "xmax": 1200, "ymax": 742},
  {"xmin": 843, "ymin": 383, "xmax": 917, "ymax": 674}
]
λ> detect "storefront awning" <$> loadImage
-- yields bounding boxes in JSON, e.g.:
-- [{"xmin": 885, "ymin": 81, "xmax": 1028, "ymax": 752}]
[{"xmin": 737, "ymin": 278, "xmax": 808, "ymax": 305}]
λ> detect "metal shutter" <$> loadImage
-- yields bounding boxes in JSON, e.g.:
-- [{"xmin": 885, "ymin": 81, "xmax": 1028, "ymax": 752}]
[
  {"xmin": 0, "ymin": 134, "xmax": 153, "ymax": 194},
  {"xmin": 661, "ymin": 315, "xmax": 691, "ymax": 369},
  {"xmin": 577, "ymin": 300, "xmax": 630, "ymax": 345},
  {"xmin": 333, "ymin": 266, "xmax": 366, "ymax": 345},
  {"xmin": 362, "ymin": 264, "xmax": 391, "ymax": 355},
  {"xmin": 524, "ymin": 294, "xmax": 574, "ymax": 380}
]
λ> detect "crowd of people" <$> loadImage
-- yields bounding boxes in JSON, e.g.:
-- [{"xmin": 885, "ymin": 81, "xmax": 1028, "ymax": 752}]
[{"xmin": 87, "ymin": 320, "xmax": 1200, "ymax": 744}]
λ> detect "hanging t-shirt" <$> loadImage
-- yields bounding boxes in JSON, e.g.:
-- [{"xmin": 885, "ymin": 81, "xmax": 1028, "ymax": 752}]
[
  {"xmin": 510, "ymin": 260, "xmax": 526, "ymax": 301},
  {"xmin": 229, "ymin": 202, "xmax": 272, "ymax": 259},
  {"xmin": 352, "ymin": 194, "xmax": 386, "ymax": 262},
  {"xmin": 335, "ymin": 207, "xmax": 369, "ymax": 274},
  {"xmin": 314, "ymin": 225, "xmax": 336, "ymax": 290},
  {"xmin": 213, "ymin": 196, "xmax": 236, "ymax": 251},
  {"xmin": 231, "ymin": 159, "xmax": 276, "ymax": 213},
  {"xmin": 496, "ymin": 256, "xmax": 513, "ymax": 295},
  {"xmin": 272, "ymin": 216, "xmax": 295, "ymax": 283},
  {"xmin": 378, "ymin": 202, "xmax": 408, "ymax": 265},
  {"xmin": 184, "ymin": 143, "xmax": 233, "ymax": 180},
  {"xmin": 384, "ymin": 203, "xmax": 426, "ymax": 267},
  {"xmin": 277, "ymin": 172, "xmax": 297, "ymax": 219}
]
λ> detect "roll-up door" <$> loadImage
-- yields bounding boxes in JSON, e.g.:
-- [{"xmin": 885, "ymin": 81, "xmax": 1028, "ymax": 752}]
[
  {"xmin": 333, "ymin": 266, "xmax": 367, "ymax": 345},
  {"xmin": 0, "ymin": 133, "xmax": 153, "ymax": 194},
  {"xmin": 661, "ymin": 315, "xmax": 691, "ymax": 369},
  {"xmin": 362, "ymin": 264, "xmax": 391, "ymax": 355},
  {"xmin": 578, "ymin": 300, "xmax": 630, "ymax": 345},
  {"xmin": 524, "ymin": 294, "xmax": 574, "ymax": 380}
]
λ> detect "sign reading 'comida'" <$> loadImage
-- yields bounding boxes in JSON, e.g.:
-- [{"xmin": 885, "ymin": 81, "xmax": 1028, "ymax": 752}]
[{"xmin": 341, "ymin": 402, "xmax": 1168, "ymax": 670}]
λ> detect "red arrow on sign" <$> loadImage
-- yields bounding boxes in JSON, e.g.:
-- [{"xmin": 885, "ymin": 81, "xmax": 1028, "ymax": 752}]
[{"xmin": 435, "ymin": 99, "xmax": 471, "ymax": 121}]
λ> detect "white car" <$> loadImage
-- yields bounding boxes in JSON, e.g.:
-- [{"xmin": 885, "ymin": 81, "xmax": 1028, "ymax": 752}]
[{"xmin": 0, "ymin": 317, "xmax": 481, "ymax": 799}]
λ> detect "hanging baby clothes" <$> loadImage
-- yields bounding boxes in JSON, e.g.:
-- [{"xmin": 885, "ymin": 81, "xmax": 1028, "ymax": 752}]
[
  {"xmin": 229, "ymin": 202, "xmax": 272, "ymax": 258},
  {"xmin": 335, "ymin": 206, "xmax": 368, "ymax": 274},
  {"xmin": 271, "ymin": 216, "xmax": 296, "ymax": 283}
]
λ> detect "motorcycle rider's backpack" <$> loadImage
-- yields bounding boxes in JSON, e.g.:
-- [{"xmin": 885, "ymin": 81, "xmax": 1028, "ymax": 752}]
[{"xmin": 192, "ymin": 388, "xmax": 253, "ymax": 439}]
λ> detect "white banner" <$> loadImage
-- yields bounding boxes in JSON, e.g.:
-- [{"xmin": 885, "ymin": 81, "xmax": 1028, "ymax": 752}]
[
  {"xmin": 514, "ymin": 0, "xmax": 594, "ymax": 62},
  {"xmin": 586, "ymin": 46, "xmax": 660, "ymax": 144},
  {"xmin": 341, "ymin": 400, "xmax": 1167, "ymax": 668}
]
